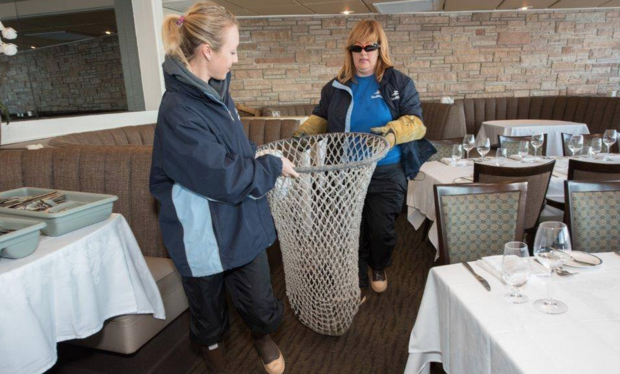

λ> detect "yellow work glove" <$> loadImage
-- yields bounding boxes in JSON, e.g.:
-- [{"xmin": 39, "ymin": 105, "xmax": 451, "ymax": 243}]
[
  {"xmin": 370, "ymin": 115, "xmax": 426, "ymax": 149},
  {"xmin": 292, "ymin": 115, "xmax": 328, "ymax": 138}
]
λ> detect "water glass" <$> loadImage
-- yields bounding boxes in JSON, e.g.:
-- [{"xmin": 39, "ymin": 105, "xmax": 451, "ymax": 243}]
[
  {"xmin": 568, "ymin": 135, "xmax": 584, "ymax": 158},
  {"xmin": 518, "ymin": 141, "xmax": 529, "ymax": 163},
  {"xmin": 589, "ymin": 138, "xmax": 602, "ymax": 159},
  {"xmin": 533, "ymin": 222, "xmax": 572, "ymax": 315},
  {"xmin": 502, "ymin": 242, "xmax": 530, "ymax": 304},
  {"xmin": 451, "ymin": 144, "xmax": 463, "ymax": 166},
  {"xmin": 603, "ymin": 129, "xmax": 617, "ymax": 160},
  {"xmin": 462, "ymin": 135, "xmax": 476, "ymax": 160},
  {"xmin": 531, "ymin": 133, "xmax": 544, "ymax": 161},
  {"xmin": 495, "ymin": 147, "xmax": 507, "ymax": 166},
  {"xmin": 476, "ymin": 137, "xmax": 490, "ymax": 161}
]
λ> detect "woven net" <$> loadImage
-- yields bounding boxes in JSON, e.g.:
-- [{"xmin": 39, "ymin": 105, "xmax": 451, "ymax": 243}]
[{"xmin": 257, "ymin": 133, "xmax": 389, "ymax": 336}]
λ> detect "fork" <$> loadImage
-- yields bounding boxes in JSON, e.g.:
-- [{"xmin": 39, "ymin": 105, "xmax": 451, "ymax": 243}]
[{"xmin": 556, "ymin": 267, "xmax": 577, "ymax": 276}]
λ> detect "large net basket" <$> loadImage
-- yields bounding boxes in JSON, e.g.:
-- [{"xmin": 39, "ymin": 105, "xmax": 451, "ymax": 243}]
[{"xmin": 257, "ymin": 133, "xmax": 389, "ymax": 336}]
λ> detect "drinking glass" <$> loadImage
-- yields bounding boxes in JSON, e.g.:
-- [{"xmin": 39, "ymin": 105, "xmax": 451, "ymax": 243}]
[
  {"xmin": 518, "ymin": 141, "xmax": 529, "ymax": 163},
  {"xmin": 451, "ymin": 144, "xmax": 463, "ymax": 166},
  {"xmin": 603, "ymin": 129, "xmax": 617, "ymax": 160},
  {"xmin": 495, "ymin": 147, "xmax": 507, "ymax": 166},
  {"xmin": 272, "ymin": 111, "xmax": 281, "ymax": 117},
  {"xmin": 462, "ymin": 135, "xmax": 476, "ymax": 160},
  {"xmin": 502, "ymin": 242, "xmax": 530, "ymax": 304},
  {"xmin": 533, "ymin": 222, "xmax": 572, "ymax": 314},
  {"xmin": 531, "ymin": 133, "xmax": 544, "ymax": 161},
  {"xmin": 476, "ymin": 137, "xmax": 490, "ymax": 161},
  {"xmin": 590, "ymin": 138, "xmax": 602, "ymax": 159},
  {"xmin": 568, "ymin": 135, "xmax": 584, "ymax": 158}
]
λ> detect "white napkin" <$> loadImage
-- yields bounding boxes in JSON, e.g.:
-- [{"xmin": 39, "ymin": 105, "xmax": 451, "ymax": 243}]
[
  {"xmin": 476, "ymin": 255, "xmax": 549, "ymax": 283},
  {"xmin": 508, "ymin": 155, "xmax": 536, "ymax": 162},
  {"xmin": 26, "ymin": 144, "xmax": 44, "ymax": 150},
  {"xmin": 439, "ymin": 158, "xmax": 471, "ymax": 166}
]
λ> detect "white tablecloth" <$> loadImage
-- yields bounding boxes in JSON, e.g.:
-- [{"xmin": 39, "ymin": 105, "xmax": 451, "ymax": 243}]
[
  {"xmin": 0, "ymin": 214, "xmax": 165, "ymax": 374},
  {"xmin": 405, "ymin": 252, "xmax": 620, "ymax": 374},
  {"xmin": 477, "ymin": 120, "xmax": 590, "ymax": 156}
]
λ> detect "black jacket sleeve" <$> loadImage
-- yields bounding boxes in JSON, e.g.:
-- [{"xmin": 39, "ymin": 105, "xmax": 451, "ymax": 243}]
[
  {"xmin": 161, "ymin": 120, "xmax": 283, "ymax": 205},
  {"xmin": 398, "ymin": 76, "xmax": 423, "ymax": 121},
  {"xmin": 312, "ymin": 80, "xmax": 334, "ymax": 120}
]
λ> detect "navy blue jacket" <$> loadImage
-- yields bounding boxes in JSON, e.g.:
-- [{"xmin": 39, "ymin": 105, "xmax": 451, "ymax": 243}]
[
  {"xmin": 313, "ymin": 67, "xmax": 435, "ymax": 179},
  {"xmin": 149, "ymin": 58, "xmax": 282, "ymax": 277}
]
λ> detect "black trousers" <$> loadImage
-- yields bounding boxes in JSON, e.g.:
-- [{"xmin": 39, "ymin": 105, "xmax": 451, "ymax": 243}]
[
  {"xmin": 358, "ymin": 163, "xmax": 408, "ymax": 289},
  {"xmin": 181, "ymin": 250, "xmax": 283, "ymax": 347}
]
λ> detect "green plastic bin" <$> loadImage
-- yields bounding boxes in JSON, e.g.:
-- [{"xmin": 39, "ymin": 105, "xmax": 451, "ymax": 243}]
[
  {"xmin": 0, "ymin": 188, "xmax": 118, "ymax": 237},
  {"xmin": 0, "ymin": 216, "xmax": 47, "ymax": 259}
]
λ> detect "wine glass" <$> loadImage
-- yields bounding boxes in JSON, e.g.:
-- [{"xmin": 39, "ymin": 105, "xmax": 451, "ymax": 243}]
[
  {"xmin": 462, "ymin": 135, "xmax": 476, "ymax": 161},
  {"xmin": 476, "ymin": 137, "xmax": 490, "ymax": 161},
  {"xmin": 531, "ymin": 134, "xmax": 544, "ymax": 161},
  {"xmin": 495, "ymin": 147, "xmax": 507, "ymax": 166},
  {"xmin": 568, "ymin": 135, "xmax": 584, "ymax": 158},
  {"xmin": 272, "ymin": 111, "xmax": 281, "ymax": 117},
  {"xmin": 533, "ymin": 222, "xmax": 572, "ymax": 315},
  {"xmin": 451, "ymin": 144, "xmax": 463, "ymax": 166},
  {"xmin": 590, "ymin": 138, "xmax": 602, "ymax": 159},
  {"xmin": 603, "ymin": 129, "xmax": 617, "ymax": 160},
  {"xmin": 502, "ymin": 242, "xmax": 530, "ymax": 304},
  {"xmin": 518, "ymin": 141, "xmax": 529, "ymax": 163}
]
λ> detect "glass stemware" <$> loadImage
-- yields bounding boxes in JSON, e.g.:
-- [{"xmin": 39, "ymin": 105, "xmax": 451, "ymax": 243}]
[
  {"xmin": 502, "ymin": 242, "xmax": 530, "ymax": 304},
  {"xmin": 451, "ymin": 144, "xmax": 463, "ymax": 166},
  {"xmin": 568, "ymin": 135, "xmax": 584, "ymax": 158},
  {"xmin": 518, "ymin": 141, "xmax": 529, "ymax": 163},
  {"xmin": 462, "ymin": 135, "xmax": 476, "ymax": 161},
  {"xmin": 590, "ymin": 138, "xmax": 602, "ymax": 159},
  {"xmin": 533, "ymin": 222, "xmax": 572, "ymax": 315},
  {"xmin": 603, "ymin": 129, "xmax": 617, "ymax": 160},
  {"xmin": 531, "ymin": 134, "xmax": 544, "ymax": 161},
  {"xmin": 495, "ymin": 147, "xmax": 507, "ymax": 166},
  {"xmin": 476, "ymin": 137, "xmax": 490, "ymax": 161}
]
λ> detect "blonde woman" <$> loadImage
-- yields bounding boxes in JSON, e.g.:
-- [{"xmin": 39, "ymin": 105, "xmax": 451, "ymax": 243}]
[
  {"xmin": 293, "ymin": 20, "xmax": 433, "ymax": 302},
  {"xmin": 150, "ymin": 2, "xmax": 296, "ymax": 373}
]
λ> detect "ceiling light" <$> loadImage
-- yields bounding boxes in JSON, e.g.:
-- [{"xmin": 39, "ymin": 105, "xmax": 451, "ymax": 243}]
[
  {"xmin": 518, "ymin": 6, "xmax": 533, "ymax": 10},
  {"xmin": 341, "ymin": 10, "xmax": 353, "ymax": 15},
  {"xmin": 30, "ymin": 46, "xmax": 36, "ymax": 49},
  {"xmin": 104, "ymin": 30, "xmax": 112, "ymax": 35}
]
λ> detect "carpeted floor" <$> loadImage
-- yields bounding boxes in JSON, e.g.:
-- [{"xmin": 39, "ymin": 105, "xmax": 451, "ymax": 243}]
[{"xmin": 188, "ymin": 215, "xmax": 443, "ymax": 374}]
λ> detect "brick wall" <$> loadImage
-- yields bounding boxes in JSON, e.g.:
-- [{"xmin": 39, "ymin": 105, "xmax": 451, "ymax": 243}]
[
  {"xmin": 0, "ymin": 35, "xmax": 127, "ymax": 115},
  {"xmin": 232, "ymin": 9, "xmax": 620, "ymax": 107}
]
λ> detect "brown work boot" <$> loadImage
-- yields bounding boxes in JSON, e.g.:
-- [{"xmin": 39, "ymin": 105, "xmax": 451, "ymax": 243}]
[
  {"xmin": 370, "ymin": 269, "xmax": 387, "ymax": 293},
  {"xmin": 252, "ymin": 332, "xmax": 285, "ymax": 374},
  {"xmin": 201, "ymin": 344, "xmax": 228, "ymax": 373}
]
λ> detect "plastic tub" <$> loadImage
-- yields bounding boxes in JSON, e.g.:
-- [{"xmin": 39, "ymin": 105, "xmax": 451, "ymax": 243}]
[
  {"xmin": 0, "ymin": 216, "xmax": 47, "ymax": 259},
  {"xmin": 0, "ymin": 187, "xmax": 118, "ymax": 236}
]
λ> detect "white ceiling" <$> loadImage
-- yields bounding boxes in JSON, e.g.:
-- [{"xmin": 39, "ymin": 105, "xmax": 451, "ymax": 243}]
[{"xmin": 162, "ymin": 0, "xmax": 620, "ymax": 16}]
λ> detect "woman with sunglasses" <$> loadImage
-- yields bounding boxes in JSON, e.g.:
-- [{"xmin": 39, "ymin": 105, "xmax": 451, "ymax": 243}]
[
  {"xmin": 151, "ymin": 2, "xmax": 297, "ymax": 373},
  {"xmin": 293, "ymin": 20, "xmax": 432, "ymax": 303}
]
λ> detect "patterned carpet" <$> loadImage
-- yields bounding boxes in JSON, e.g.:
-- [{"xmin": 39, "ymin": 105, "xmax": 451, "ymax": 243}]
[{"xmin": 189, "ymin": 214, "xmax": 445, "ymax": 374}]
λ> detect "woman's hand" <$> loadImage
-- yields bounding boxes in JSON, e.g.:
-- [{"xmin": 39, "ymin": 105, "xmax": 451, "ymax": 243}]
[{"xmin": 280, "ymin": 157, "xmax": 300, "ymax": 178}]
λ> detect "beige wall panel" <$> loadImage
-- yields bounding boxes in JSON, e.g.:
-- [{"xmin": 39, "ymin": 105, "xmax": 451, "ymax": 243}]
[
  {"xmin": 550, "ymin": 0, "xmax": 609, "ymax": 7},
  {"xmin": 304, "ymin": 1, "xmax": 371, "ymax": 14},
  {"xmin": 497, "ymin": 0, "xmax": 558, "ymax": 9},
  {"xmin": 599, "ymin": 0, "xmax": 620, "ymax": 6}
]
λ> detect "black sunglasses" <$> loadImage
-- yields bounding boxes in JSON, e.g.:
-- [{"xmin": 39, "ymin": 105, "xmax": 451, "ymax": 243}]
[{"xmin": 348, "ymin": 43, "xmax": 380, "ymax": 53}]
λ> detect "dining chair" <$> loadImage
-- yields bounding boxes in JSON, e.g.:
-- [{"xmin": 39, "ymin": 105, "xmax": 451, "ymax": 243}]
[
  {"xmin": 564, "ymin": 180, "xmax": 620, "ymax": 253},
  {"xmin": 498, "ymin": 134, "xmax": 548, "ymax": 157},
  {"xmin": 561, "ymin": 133, "xmax": 619, "ymax": 157},
  {"xmin": 428, "ymin": 138, "xmax": 464, "ymax": 161},
  {"xmin": 567, "ymin": 159, "xmax": 620, "ymax": 181},
  {"xmin": 434, "ymin": 181, "xmax": 527, "ymax": 265},
  {"xmin": 474, "ymin": 161, "xmax": 557, "ymax": 248}
]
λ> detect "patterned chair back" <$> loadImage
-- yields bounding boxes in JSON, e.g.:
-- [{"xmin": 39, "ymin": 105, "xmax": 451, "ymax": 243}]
[
  {"xmin": 565, "ymin": 181, "xmax": 620, "ymax": 252},
  {"xmin": 567, "ymin": 159, "xmax": 620, "ymax": 181},
  {"xmin": 498, "ymin": 134, "xmax": 547, "ymax": 157},
  {"xmin": 474, "ymin": 161, "xmax": 555, "ymax": 230},
  {"xmin": 434, "ymin": 182, "xmax": 527, "ymax": 265},
  {"xmin": 428, "ymin": 139, "xmax": 463, "ymax": 162}
]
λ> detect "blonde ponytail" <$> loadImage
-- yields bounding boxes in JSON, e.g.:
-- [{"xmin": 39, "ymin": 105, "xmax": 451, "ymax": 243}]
[{"xmin": 161, "ymin": 1, "xmax": 238, "ymax": 67}]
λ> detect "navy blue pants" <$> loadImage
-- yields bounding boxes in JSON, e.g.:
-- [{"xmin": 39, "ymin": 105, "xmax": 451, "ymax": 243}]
[
  {"xmin": 358, "ymin": 163, "xmax": 407, "ymax": 289},
  {"xmin": 181, "ymin": 250, "xmax": 283, "ymax": 346}
]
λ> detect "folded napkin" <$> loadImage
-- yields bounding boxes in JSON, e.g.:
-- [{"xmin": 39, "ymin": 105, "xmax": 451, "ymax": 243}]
[
  {"xmin": 508, "ymin": 155, "xmax": 536, "ymax": 162},
  {"xmin": 476, "ymin": 255, "xmax": 549, "ymax": 284},
  {"xmin": 439, "ymin": 158, "xmax": 471, "ymax": 166}
]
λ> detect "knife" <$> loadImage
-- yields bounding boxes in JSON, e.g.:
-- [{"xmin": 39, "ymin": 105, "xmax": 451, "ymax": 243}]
[{"xmin": 462, "ymin": 262, "xmax": 491, "ymax": 291}]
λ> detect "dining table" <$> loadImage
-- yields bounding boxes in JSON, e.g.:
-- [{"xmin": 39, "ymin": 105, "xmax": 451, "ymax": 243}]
[
  {"xmin": 406, "ymin": 155, "xmax": 620, "ymax": 256},
  {"xmin": 476, "ymin": 119, "xmax": 590, "ymax": 156},
  {"xmin": 0, "ymin": 214, "xmax": 165, "ymax": 374},
  {"xmin": 404, "ymin": 252, "xmax": 620, "ymax": 374}
]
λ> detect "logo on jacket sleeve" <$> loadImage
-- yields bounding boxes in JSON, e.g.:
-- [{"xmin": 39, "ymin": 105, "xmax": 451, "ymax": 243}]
[
  {"xmin": 391, "ymin": 90, "xmax": 400, "ymax": 101},
  {"xmin": 371, "ymin": 90, "xmax": 383, "ymax": 99}
]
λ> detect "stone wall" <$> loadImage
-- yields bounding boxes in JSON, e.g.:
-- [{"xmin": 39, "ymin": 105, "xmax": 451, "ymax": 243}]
[
  {"xmin": 0, "ymin": 35, "xmax": 127, "ymax": 115},
  {"xmin": 232, "ymin": 9, "xmax": 620, "ymax": 107}
]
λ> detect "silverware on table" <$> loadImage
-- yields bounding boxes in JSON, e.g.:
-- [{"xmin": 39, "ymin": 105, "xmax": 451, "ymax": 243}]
[{"xmin": 462, "ymin": 262, "xmax": 491, "ymax": 291}]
